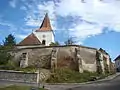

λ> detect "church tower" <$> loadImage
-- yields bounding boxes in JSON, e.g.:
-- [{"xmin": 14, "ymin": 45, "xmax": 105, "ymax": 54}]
[
  {"xmin": 18, "ymin": 13, "xmax": 55, "ymax": 46},
  {"xmin": 34, "ymin": 13, "xmax": 55, "ymax": 46}
]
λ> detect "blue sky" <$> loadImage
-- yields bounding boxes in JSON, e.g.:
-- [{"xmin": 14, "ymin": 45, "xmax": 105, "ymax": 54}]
[{"xmin": 0, "ymin": 0, "xmax": 120, "ymax": 61}]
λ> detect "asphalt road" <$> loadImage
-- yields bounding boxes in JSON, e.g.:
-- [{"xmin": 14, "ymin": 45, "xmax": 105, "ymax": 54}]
[{"xmin": 67, "ymin": 75, "xmax": 120, "ymax": 90}]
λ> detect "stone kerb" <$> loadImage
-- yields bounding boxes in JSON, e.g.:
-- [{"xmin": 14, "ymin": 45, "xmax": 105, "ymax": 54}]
[{"xmin": 0, "ymin": 70, "xmax": 39, "ymax": 83}]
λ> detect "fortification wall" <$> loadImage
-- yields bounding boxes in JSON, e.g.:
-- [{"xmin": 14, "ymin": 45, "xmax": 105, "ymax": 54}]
[{"xmin": 14, "ymin": 45, "xmax": 97, "ymax": 72}]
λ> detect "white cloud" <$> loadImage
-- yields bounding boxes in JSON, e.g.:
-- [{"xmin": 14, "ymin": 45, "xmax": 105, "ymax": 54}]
[
  {"xmin": 37, "ymin": 1, "xmax": 55, "ymax": 19},
  {"xmin": 15, "ymin": 34, "xmax": 28, "ymax": 39},
  {"xmin": 0, "ymin": 21, "xmax": 17, "ymax": 32},
  {"xmin": 22, "ymin": 28, "xmax": 34, "ymax": 32},
  {"xmin": 69, "ymin": 22, "xmax": 103, "ymax": 39},
  {"xmin": 24, "ymin": 1, "xmax": 56, "ymax": 30},
  {"xmin": 9, "ymin": 0, "xmax": 17, "ymax": 8},
  {"xmin": 20, "ymin": 6, "xmax": 27, "ymax": 11},
  {"xmin": 25, "ymin": 15, "xmax": 41, "ymax": 27},
  {"xmin": 20, "ymin": 0, "xmax": 120, "ymax": 44},
  {"xmin": 54, "ymin": 0, "xmax": 120, "ymax": 44},
  {"xmin": 0, "ymin": 22, "xmax": 11, "ymax": 27},
  {"xmin": 68, "ymin": 21, "xmax": 103, "ymax": 44},
  {"xmin": 56, "ymin": 0, "xmax": 120, "ymax": 30}
]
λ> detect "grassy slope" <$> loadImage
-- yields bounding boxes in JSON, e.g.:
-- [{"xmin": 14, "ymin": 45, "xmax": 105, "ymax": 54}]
[{"xmin": 47, "ymin": 68, "xmax": 105, "ymax": 83}]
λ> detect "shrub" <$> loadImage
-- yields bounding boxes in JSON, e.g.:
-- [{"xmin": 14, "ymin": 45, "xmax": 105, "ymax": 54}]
[
  {"xmin": 0, "ymin": 50, "xmax": 12, "ymax": 65},
  {"xmin": 46, "ymin": 68, "xmax": 100, "ymax": 83},
  {"xmin": 49, "ymin": 42, "xmax": 60, "ymax": 46}
]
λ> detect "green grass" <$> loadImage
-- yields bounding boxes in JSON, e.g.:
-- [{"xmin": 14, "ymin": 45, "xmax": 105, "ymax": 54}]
[
  {"xmin": 46, "ymin": 68, "xmax": 105, "ymax": 83},
  {"xmin": 14, "ymin": 66, "xmax": 37, "ymax": 73},
  {"xmin": 0, "ymin": 85, "xmax": 46, "ymax": 90}
]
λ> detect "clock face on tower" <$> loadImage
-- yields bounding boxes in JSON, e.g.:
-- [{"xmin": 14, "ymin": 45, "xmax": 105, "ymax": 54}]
[{"xmin": 43, "ymin": 35, "xmax": 45, "ymax": 38}]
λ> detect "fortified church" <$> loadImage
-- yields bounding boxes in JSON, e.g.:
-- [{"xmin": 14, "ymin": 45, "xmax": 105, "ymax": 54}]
[
  {"xmin": 0, "ymin": 13, "xmax": 114, "ymax": 84},
  {"xmin": 14, "ymin": 13, "xmax": 112, "ymax": 74}
]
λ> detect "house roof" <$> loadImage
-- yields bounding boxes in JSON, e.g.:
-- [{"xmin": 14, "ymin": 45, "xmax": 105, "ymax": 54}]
[
  {"xmin": 18, "ymin": 33, "xmax": 41, "ymax": 45},
  {"xmin": 114, "ymin": 55, "xmax": 120, "ymax": 61},
  {"xmin": 36, "ymin": 13, "xmax": 52, "ymax": 32}
]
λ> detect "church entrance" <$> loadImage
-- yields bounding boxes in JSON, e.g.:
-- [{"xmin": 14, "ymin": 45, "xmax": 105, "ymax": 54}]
[{"xmin": 42, "ymin": 40, "xmax": 46, "ymax": 45}]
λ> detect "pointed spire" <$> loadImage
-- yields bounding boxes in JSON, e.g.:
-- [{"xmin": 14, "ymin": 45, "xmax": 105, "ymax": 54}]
[{"xmin": 36, "ymin": 13, "xmax": 52, "ymax": 32}]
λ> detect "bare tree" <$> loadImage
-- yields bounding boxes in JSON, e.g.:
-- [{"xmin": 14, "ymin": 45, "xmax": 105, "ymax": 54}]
[{"xmin": 64, "ymin": 37, "xmax": 76, "ymax": 45}]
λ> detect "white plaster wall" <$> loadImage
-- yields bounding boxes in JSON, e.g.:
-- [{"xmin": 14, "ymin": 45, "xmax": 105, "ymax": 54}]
[
  {"xmin": 79, "ymin": 47, "xmax": 97, "ymax": 64},
  {"xmin": 34, "ymin": 31, "xmax": 54, "ymax": 46},
  {"xmin": 82, "ymin": 60, "xmax": 97, "ymax": 72},
  {"xmin": 115, "ymin": 59, "xmax": 120, "ymax": 68}
]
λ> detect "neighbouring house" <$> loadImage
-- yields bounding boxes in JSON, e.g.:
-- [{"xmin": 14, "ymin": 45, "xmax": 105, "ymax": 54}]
[
  {"xmin": 11, "ymin": 13, "xmax": 112, "ymax": 74},
  {"xmin": 114, "ymin": 55, "xmax": 120, "ymax": 72}
]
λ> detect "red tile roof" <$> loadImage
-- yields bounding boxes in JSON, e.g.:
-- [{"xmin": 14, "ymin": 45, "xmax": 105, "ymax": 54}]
[
  {"xmin": 18, "ymin": 33, "xmax": 41, "ymax": 45},
  {"xmin": 36, "ymin": 13, "xmax": 52, "ymax": 32}
]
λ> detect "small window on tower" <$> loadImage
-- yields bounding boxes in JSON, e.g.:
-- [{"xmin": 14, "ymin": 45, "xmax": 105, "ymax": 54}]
[{"xmin": 43, "ymin": 35, "xmax": 45, "ymax": 38}]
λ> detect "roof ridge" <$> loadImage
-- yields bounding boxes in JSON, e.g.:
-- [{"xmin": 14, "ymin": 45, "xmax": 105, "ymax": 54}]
[{"xmin": 18, "ymin": 33, "xmax": 41, "ymax": 45}]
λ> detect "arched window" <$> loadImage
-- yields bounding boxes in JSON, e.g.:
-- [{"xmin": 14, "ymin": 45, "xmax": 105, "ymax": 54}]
[{"xmin": 42, "ymin": 40, "xmax": 46, "ymax": 45}]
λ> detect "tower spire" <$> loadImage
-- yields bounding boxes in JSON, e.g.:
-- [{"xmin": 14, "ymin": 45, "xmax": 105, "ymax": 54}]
[{"xmin": 36, "ymin": 13, "xmax": 52, "ymax": 32}]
